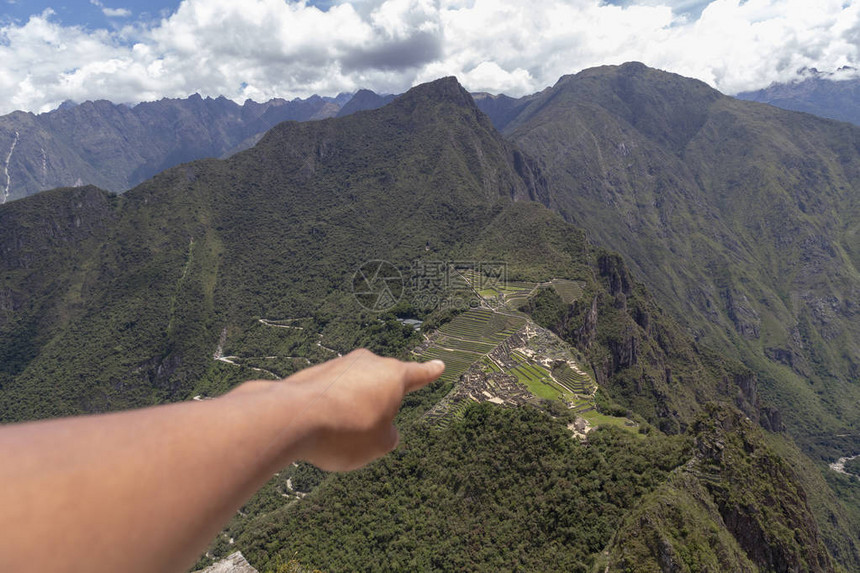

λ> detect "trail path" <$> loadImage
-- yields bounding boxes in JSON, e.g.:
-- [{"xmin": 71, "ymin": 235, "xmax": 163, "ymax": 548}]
[
  {"xmin": 211, "ymin": 319, "xmax": 336, "ymax": 379},
  {"xmin": 258, "ymin": 318, "xmax": 304, "ymax": 330}
]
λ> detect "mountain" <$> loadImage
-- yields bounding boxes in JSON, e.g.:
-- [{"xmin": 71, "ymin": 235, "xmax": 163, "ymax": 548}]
[
  {"xmin": 737, "ymin": 70, "xmax": 860, "ymax": 126},
  {"xmin": 335, "ymin": 89, "xmax": 396, "ymax": 117},
  {"xmin": 472, "ymin": 90, "xmax": 543, "ymax": 132},
  {"xmin": 607, "ymin": 405, "xmax": 847, "ymax": 572},
  {"xmin": 0, "ymin": 93, "xmax": 351, "ymax": 203},
  {"xmin": 502, "ymin": 62, "xmax": 860, "ymax": 461},
  {"xmin": 0, "ymin": 76, "xmax": 558, "ymax": 422},
  {"xmin": 1, "ymin": 76, "xmax": 858, "ymax": 572}
]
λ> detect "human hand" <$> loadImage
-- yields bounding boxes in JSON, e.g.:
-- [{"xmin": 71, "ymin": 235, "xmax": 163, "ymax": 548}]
[{"xmin": 279, "ymin": 349, "xmax": 444, "ymax": 471}]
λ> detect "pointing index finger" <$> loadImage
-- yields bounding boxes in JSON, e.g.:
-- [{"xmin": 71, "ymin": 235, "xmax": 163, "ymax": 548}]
[{"xmin": 403, "ymin": 359, "xmax": 445, "ymax": 394}]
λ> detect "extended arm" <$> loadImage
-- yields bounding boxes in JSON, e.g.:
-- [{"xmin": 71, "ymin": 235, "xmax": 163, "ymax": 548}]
[{"xmin": 0, "ymin": 349, "xmax": 444, "ymax": 573}]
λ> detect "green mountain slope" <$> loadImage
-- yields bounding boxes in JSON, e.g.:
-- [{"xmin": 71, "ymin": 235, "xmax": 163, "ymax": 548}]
[
  {"xmin": 506, "ymin": 62, "xmax": 860, "ymax": 459},
  {"xmin": 211, "ymin": 202, "xmax": 860, "ymax": 572},
  {"xmin": 607, "ymin": 406, "xmax": 848, "ymax": 573},
  {"xmin": 0, "ymin": 77, "xmax": 543, "ymax": 421},
  {"xmin": 1, "ymin": 75, "xmax": 857, "ymax": 572}
]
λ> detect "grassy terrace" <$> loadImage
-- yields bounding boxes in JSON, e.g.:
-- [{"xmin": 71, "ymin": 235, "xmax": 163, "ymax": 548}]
[
  {"xmin": 455, "ymin": 268, "xmax": 536, "ymax": 309},
  {"xmin": 437, "ymin": 308, "xmax": 522, "ymax": 338},
  {"xmin": 481, "ymin": 357, "xmax": 501, "ymax": 372},
  {"xmin": 417, "ymin": 297, "xmax": 597, "ymax": 418},
  {"xmin": 419, "ymin": 347, "xmax": 480, "ymax": 384},
  {"xmin": 434, "ymin": 338, "xmax": 497, "ymax": 353},
  {"xmin": 580, "ymin": 409, "xmax": 639, "ymax": 433},
  {"xmin": 551, "ymin": 279, "xmax": 584, "ymax": 304},
  {"xmin": 551, "ymin": 363, "xmax": 594, "ymax": 394},
  {"xmin": 509, "ymin": 351, "xmax": 575, "ymax": 401},
  {"xmin": 417, "ymin": 309, "xmax": 526, "ymax": 384}
]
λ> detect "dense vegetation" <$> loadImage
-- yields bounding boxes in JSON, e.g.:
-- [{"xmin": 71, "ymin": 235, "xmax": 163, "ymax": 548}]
[
  {"xmin": 0, "ymin": 77, "xmax": 532, "ymax": 421},
  {"xmin": 608, "ymin": 405, "xmax": 844, "ymax": 572},
  {"xmin": 844, "ymin": 456, "xmax": 860, "ymax": 478},
  {"xmin": 238, "ymin": 405, "xmax": 690, "ymax": 572}
]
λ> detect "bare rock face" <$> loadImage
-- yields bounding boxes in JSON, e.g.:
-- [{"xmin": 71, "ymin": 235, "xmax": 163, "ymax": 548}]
[{"xmin": 194, "ymin": 552, "xmax": 258, "ymax": 573}]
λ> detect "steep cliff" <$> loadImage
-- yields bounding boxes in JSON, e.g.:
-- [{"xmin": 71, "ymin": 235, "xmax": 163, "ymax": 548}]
[{"xmin": 608, "ymin": 406, "xmax": 853, "ymax": 572}]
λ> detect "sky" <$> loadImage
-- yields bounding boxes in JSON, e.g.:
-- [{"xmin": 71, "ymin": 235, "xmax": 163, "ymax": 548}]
[{"xmin": 0, "ymin": 0, "xmax": 858, "ymax": 114}]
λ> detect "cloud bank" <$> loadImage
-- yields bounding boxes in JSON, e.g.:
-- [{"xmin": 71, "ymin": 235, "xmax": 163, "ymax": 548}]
[{"xmin": 1, "ymin": 0, "xmax": 858, "ymax": 114}]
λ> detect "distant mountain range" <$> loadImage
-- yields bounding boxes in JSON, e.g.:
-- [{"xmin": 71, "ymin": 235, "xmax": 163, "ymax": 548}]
[
  {"xmin": 737, "ymin": 69, "xmax": 860, "ymax": 126},
  {"xmin": 0, "ymin": 92, "xmax": 354, "ymax": 203},
  {"xmin": 0, "ymin": 88, "xmax": 409, "ymax": 204},
  {"xmin": 5, "ymin": 69, "xmax": 860, "ymax": 206},
  {"xmin": 335, "ymin": 89, "xmax": 396, "ymax": 118},
  {"xmin": 2, "ymin": 67, "xmax": 859, "ymax": 571},
  {"xmin": 0, "ymin": 85, "xmax": 519, "ymax": 204}
]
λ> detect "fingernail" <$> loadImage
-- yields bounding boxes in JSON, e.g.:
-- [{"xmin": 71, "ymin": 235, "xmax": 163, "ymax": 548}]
[{"xmin": 428, "ymin": 359, "xmax": 445, "ymax": 371}]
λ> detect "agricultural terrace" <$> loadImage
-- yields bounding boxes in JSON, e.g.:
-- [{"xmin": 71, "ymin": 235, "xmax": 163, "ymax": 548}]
[
  {"xmin": 414, "ymin": 277, "xmax": 634, "ymax": 432},
  {"xmin": 508, "ymin": 350, "xmax": 570, "ymax": 401},
  {"xmin": 416, "ymin": 308, "xmax": 525, "ymax": 385},
  {"xmin": 454, "ymin": 267, "xmax": 537, "ymax": 310},
  {"xmin": 551, "ymin": 279, "xmax": 585, "ymax": 304},
  {"xmin": 416, "ymin": 307, "xmax": 598, "ymax": 411}
]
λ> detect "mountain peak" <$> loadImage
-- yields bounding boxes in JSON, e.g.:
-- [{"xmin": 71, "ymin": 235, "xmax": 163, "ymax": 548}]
[
  {"xmin": 559, "ymin": 61, "xmax": 717, "ymax": 93},
  {"xmin": 335, "ymin": 89, "xmax": 395, "ymax": 118},
  {"xmin": 535, "ymin": 62, "xmax": 722, "ymax": 151},
  {"xmin": 399, "ymin": 76, "xmax": 475, "ymax": 109},
  {"xmin": 736, "ymin": 73, "xmax": 860, "ymax": 125}
]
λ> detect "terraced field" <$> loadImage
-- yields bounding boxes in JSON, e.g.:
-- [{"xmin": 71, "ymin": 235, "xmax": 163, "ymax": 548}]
[
  {"xmin": 439, "ymin": 308, "xmax": 523, "ymax": 340},
  {"xmin": 509, "ymin": 351, "xmax": 573, "ymax": 400},
  {"xmin": 498, "ymin": 282, "xmax": 537, "ymax": 309},
  {"xmin": 417, "ymin": 308, "xmax": 525, "ymax": 384},
  {"xmin": 415, "ymin": 282, "xmax": 606, "ymax": 429},
  {"xmin": 551, "ymin": 363, "xmax": 594, "ymax": 395},
  {"xmin": 455, "ymin": 268, "xmax": 536, "ymax": 309},
  {"xmin": 551, "ymin": 279, "xmax": 585, "ymax": 304}
]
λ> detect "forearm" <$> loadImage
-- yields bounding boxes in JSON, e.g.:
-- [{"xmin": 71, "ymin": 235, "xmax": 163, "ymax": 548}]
[
  {"xmin": 0, "ymin": 380, "xmax": 316, "ymax": 573},
  {"xmin": 0, "ymin": 350, "xmax": 444, "ymax": 573}
]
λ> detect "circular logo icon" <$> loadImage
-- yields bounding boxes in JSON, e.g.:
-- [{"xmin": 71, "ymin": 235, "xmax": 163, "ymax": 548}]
[{"xmin": 352, "ymin": 260, "xmax": 403, "ymax": 312}]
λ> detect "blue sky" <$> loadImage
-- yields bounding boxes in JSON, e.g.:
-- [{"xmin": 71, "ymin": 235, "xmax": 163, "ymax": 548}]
[
  {"xmin": 0, "ymin": 0, "xmax": 858, "ymax": 114},
  {"xmin": 1, "ymin": 0, "xmax": 335, "ymax": 28},
  {"xmin": 1, "ymin": 0, "xmax": 712, "ymax": 30},
  {"xmin": 2, "ymin": 0, "xmax": 179, "ymax": 29}
]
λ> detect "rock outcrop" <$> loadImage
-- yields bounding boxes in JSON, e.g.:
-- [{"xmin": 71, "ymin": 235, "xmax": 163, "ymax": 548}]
[{"xmin": 194, "ymin": 552, "xmax": 258, "ymax": 573}]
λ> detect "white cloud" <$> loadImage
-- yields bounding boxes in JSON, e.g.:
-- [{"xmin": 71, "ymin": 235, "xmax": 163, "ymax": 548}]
[
  {"xmin": 88, "ymin": 1, "xmax": 133, "ymax": 19},
  {"xmin": 103, "ymin": 8, "xmax": 133, "ymax": 18},
  {"xmin": 0, "ymin": 0, "xmax": 858, "ymax": 114}
]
